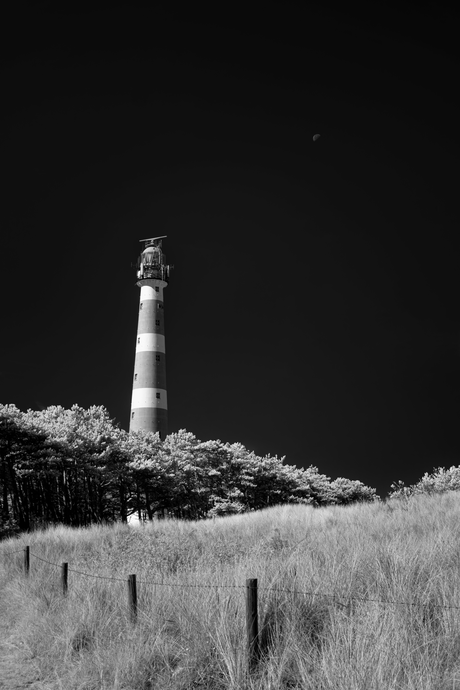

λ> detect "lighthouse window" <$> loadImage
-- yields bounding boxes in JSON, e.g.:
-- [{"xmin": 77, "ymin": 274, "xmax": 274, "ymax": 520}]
[
  {"xmin": 156, "ymin": 320, "xmax": 160, "ymax": 326},
  {"xmin": 131, "ymin": 412, "xmax": 135, "ymax": 419},
  {"xmin": 156, "ymin": 355, "xmax": 160, "ymax": 361},
  {"xmin": 137, "ymin": 337, "xmax": 140, "ymax": 343},
  {"xmin": 140, "ymin": 303, "xmax": 143, "ymax": 310},
  {"xmin": 156, "ymin": 392, "xmax": 160, "ymax": 399},
  {"xmin": 134, "ymin": 374, "xmax": 137, "ymax": 380},
  {"xmin": 154, "ymin": 286, "xmax": 159, "ymax": 292}
]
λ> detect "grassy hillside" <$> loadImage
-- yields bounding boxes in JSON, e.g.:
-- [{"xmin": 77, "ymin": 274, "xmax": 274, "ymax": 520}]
[{"xmin": 1, "ymin": 493, "xmax": 460, "ymax": 689}]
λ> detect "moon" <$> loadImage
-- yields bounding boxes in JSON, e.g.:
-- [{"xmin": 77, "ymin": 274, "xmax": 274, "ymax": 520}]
[{"xmin": 313, "ymin": 134, "xmax": 321, "ymax": 142}]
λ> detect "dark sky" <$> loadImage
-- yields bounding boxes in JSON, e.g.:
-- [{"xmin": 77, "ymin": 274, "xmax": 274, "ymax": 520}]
[{"xmin": 1, "ymin": 3, "xmax": 459, "ymax": 498}]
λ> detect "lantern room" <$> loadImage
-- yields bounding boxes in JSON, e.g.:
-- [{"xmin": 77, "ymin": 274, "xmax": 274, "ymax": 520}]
[{"xmin": 136, "ymin": 236, "xmax": 171, "ymax": 282}]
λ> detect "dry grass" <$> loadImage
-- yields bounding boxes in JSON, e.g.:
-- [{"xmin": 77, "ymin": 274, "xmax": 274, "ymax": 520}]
[{"xmin": 2, "ymin": 493, "xmax": 460, "ymax": 688}]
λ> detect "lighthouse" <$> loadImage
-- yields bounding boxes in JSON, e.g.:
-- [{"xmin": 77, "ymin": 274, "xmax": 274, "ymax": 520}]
[{"xmin": 130, "ymin": 236, "xmax": 172, "ymax": 438}]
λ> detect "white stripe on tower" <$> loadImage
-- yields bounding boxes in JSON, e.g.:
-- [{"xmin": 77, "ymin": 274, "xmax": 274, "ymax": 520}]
[{"xmin": 131, "ymin": 388, "xmax": 168, "ymax": 408}]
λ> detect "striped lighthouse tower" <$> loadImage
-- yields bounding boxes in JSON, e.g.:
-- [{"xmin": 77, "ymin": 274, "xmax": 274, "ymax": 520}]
[{"xmin": 130, "ymin": 236, "xmax": 172, "ymax": 438}]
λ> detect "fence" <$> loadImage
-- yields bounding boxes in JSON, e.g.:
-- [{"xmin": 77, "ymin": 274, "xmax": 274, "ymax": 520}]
[
  {"xmin": 4, "ymin": 544, "xmax": 460, "ymax": 674},
  {"xmin": 5, "ymin": 545, "xmax": 263, "ymax": 671}
]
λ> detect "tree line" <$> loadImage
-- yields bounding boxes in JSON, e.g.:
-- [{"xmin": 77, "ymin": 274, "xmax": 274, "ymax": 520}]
[
  {"xmin": 390, "ymin": 466, "xmax": 460, "ymax": 500},
  {"xmin": 1, "ymin": 404, "xmax": 378, "ymax": 537}
]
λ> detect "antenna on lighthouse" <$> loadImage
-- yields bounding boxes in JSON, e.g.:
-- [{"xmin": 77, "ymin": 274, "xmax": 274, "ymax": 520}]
[{"xmin": 139, "ymin": 235, "xmax": 167, "ymax": 246}]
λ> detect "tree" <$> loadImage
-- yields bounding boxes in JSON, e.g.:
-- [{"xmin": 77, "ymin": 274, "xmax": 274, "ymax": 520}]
[
  {"xmin": 0, "ymin": 404, "xmax": 50, "ymax": 531},
  {"xmin": 388, "ymin": 466, "xmax": 460, "ymax": 501},
  {"xmin": 327, "ymin": 477, "xmax": 379, "ymax": 504}
]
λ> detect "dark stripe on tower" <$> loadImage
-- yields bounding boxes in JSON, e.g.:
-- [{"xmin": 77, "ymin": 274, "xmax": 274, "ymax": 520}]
[
  {"xmin": 137, "ymin": 299, "xmax": 165, "ymax": 336},
  {"xmin": 132, "ymin": 351, "xmax": 167, "ymax": 388},
  {"xmin": 133, "ymin": 408, "xmax": 168, "ymax": 435}
]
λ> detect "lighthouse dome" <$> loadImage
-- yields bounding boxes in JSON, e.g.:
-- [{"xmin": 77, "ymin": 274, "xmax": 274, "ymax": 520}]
[{"xmin": 141, "ymin": 244, "xmax": 161, "ymax": 267}]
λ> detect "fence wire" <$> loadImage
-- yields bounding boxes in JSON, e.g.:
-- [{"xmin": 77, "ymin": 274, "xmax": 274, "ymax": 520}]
[
  {"xmin": 1, "ymin": 547, "xmax": 24, "ymax": 556},
  {"xmin": 2, "ymin": 545, "xmax": 460, "ymax": 612}
]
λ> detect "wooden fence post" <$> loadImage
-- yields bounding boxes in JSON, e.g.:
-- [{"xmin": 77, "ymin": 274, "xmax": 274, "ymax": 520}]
[
  {"xmin": 127, "ymin": 574, "xmax": 137, "ymax": 624},
  {"xmin": 61, "ymin": 563, "xmax": 68, "ymax": 595},
  {"xmin": 23, "ymin": 546, "xmax": 29, "ymax": 576},
  {"xmin": 246, "ymin": 578, "xmax": 259, "ymax": 671}
]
